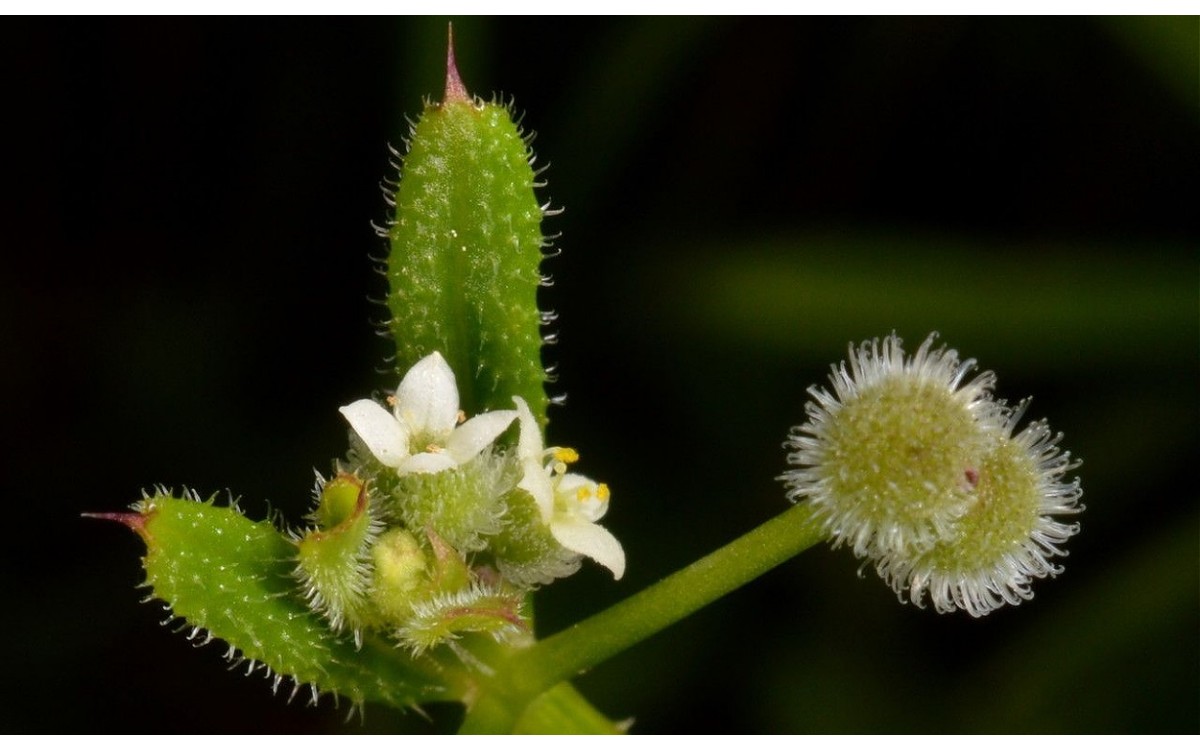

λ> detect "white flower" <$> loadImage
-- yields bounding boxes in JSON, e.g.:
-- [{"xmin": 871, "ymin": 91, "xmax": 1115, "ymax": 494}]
[
  {"xmin": 513, "ymin": 396, "xmax": 625, "ymax": 580},
  {"xmin": 339, "ymin": 352, "xmax": 517, "ymax": 475}
]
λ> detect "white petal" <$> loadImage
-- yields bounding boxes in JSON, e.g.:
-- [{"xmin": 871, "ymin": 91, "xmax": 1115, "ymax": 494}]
[
  {"xmin": 512, "ymin": 396, "xmax": 544, "ymax": 462},
  {"xmin": 339, "ymin": 399, "xmax": 409, "ymax": 468},
  {"xmin": 551, "ymin": 518, "xmax": 626, "ymax": 580},
  {"xmin": 519, "ymin": 465, "xmax": 555, "ymax": 523},
  {"xmin": 512, "ymin": 396, "xmax": 554, "ymax": 521},
  {"xmin": 555, "ymin": 474, "xmax": 609, "ymax": 522},
  {"xmin": 398, "ymin": 451, "xmax": 457, "ymax": 474},
  {"xmin": 446, "ymin": 410, "xmax": 517, "ymax": 465},
  {"xmin": 395, "ymin": 352, "xmax": 459, "ymax": 440}
]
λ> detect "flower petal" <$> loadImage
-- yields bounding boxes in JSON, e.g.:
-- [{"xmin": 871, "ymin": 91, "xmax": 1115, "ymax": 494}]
[
  {"xmin": 555, "ymin": 474, "xmax": 609, "ymax": 522},
  {"xmin": 339, "ymin": 399, "xmax": 409, "ymax": 468},
  {"xmin": 513, "ymin": 397, "xmax": 554, "ymax": 521},
  {"xmin": 520, "ymin": 467, "xmax": 555, "ymax": 523},
  {"xmin": 512, "ymin": 396, "xmax": 543, "ymax": 463},
  {"xmin": 397, "ymin": 451, "xmax": 458, "ymax": 475},
  {"xmin": 446, "ymin": 410, "xmax": 517, "ymax": 465},
  {"xmin": 550, "ymin": 518, "xmax": 626, "ymax": 580},
  {"xmin": 395, "ymin": 352, "xmax": 459, "ymax": 440}
]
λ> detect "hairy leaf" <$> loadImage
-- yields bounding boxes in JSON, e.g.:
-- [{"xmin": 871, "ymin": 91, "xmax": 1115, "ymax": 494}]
[
  {"xmin": 121, "ymin": 493, "xmax": 464, "ymax": 709},
  {"xmin": 385, "ymin": 68, "xmax": 550, "ymax": 422}
]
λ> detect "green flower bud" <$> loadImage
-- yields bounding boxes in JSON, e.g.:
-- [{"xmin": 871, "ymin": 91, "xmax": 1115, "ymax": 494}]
[{"xmin": 368, "ymin": 528, "xmax": 429, "ymax": 624}]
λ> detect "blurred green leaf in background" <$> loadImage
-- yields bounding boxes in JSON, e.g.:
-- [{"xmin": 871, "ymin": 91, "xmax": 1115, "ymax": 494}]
[{"xmin": 1, "ymin": 17, "xmax": 1195, "ymax": 732}]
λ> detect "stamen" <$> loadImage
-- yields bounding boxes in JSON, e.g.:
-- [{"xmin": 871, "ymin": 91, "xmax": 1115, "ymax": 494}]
[{"xmin": 552, "ymin": 447, "xmax": 579, "ymax": 464}]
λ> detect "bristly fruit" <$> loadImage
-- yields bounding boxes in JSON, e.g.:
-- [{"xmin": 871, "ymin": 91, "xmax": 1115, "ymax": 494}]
[
  {"xmin": 293, "ymin": 473, "xmax": 383, "ymax": 644},
  {"xmin": 381, "ymin": 28, "xmax": 554, "ymax": 424}
]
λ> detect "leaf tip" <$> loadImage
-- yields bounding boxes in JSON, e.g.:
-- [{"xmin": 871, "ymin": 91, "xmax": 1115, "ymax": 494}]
[
  {"xmin": 83, "ymin": 510, "xmax": 150, "ymax": 539},
  {"xmin": 443, "ymin": 22, "xmax": 471, "ymax": 105}
]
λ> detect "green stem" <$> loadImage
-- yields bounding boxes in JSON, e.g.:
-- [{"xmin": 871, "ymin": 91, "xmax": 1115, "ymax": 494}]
[
  {"xmin": 514, "ymin": 683, "xmax": 624, "ymax": 733},
  {"xmin": 460, "ymin": 501, "xmax": 823, "ymax": 732}
]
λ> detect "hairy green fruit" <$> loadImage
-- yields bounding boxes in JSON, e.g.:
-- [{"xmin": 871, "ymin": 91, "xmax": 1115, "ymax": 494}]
[
  {"xmin": 490, "ymin": 489, "xmax": 583, "ymax": 586},
  {"xmin": 396, "ymin": 584, "xmax": 529, "ymax": 656},
  {"xmin": 384, "ymin": 55, "xmax": 551, "ymax": 423},
  {"xmin": 295, "ymin": 474, "xmax": 381, "ymax": 639},
  {"xmin": 392, "ymin": 451, "xmax": 515, "ymax": 553}
]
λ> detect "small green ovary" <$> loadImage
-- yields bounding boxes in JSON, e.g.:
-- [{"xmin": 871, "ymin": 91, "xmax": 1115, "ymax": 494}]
[
  {"xmin": 488, "ymin": 488, "xmax": 581, "ymax": 587},
  {"xmin": 392, "ymin": 450, "xmax": 516, "ymax": 553}
]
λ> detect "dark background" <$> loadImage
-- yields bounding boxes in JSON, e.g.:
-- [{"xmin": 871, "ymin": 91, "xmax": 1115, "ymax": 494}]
[{"xmin": 2, "ymin": 17, "xmax": 1196, "ymax": 732}]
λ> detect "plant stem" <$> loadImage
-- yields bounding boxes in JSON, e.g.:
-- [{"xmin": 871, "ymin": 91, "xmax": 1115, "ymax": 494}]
[{"xmin": 459, "ymin": 501, "xmax": 823, "ymax": 732}]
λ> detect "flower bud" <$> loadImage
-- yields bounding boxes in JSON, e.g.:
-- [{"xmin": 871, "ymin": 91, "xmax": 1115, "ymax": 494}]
[{"xmin": 368, "ymin": 529, "xmax": 428, "ymax": 624}]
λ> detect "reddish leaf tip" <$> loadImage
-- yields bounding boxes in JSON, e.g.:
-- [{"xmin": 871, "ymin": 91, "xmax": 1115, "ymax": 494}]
[
  {"xmin": 444, "ymin": 22, "xmax": 470, "ymax": 105},
  {"xmin": 83, "ymin": 511, "xmax": 149, "ymax": 537}
]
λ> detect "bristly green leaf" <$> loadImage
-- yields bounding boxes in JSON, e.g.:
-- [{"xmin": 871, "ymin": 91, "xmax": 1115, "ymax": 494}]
[
  {"xmin": 384, "ymin": 47, "xmax": 549, "ymax": 423},
  {"xmin": 127, "ymin": 492, "xmax": 463, "ymax": 709}
]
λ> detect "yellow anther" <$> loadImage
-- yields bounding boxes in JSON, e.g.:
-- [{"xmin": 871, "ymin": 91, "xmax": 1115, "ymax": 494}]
[
  {"xmin": 576, "ymin": 486, "xmax": 591, "ymax": 502},
  {"xmin": 552, "ymin": 447, "xmax": 579, "ymax": 464},
  {"xmin": 597, "ymin": 483, "xmax": 610, "ymax": 502},
  {"xmin": 425, "ymin": 444, "xmax": 444, "ymax": 453},
  {"xmin": 386, "ymin": 395, "xmax": 398, "ymax": 407},
  {"xmin": 456, "ymin": 409, "xmax": 466, "ymax": 425}
]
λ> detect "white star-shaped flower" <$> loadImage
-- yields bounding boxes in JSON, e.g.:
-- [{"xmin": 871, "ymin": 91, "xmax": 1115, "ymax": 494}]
[
  {"xmin": 339, "ymin": 352, "xmax": 517, "ymax": 475},
  {"xmin": 513, "ymin": 396, "xmax": 625, "ymax": 580}
]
